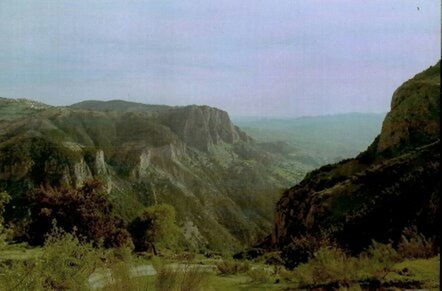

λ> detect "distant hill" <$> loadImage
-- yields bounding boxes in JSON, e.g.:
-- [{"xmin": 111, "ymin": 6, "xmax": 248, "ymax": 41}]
[
  {"xmin": 69, "ymin": 100, "xmax": 171, "ymax": 113},
  {"xmin": 270, "ymin": 61, "xmax": 440, "ymax": 265},
  {"xmin": 234, "ymin": 113, "xmax": 386, "ymax": 165}
]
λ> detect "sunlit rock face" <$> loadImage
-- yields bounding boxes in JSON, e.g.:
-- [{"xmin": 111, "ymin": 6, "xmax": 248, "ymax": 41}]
[
  {"xmin": 377, "ymin": 62, "xmax": 440, "ymax": 155},
  {"xmin": 159, "ymin": 105, "xmax": 250, "ymax": 152}
]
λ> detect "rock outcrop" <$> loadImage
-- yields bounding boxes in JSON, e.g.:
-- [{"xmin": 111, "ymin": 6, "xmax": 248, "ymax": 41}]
[
  {"xmin": 160, "ymin": 105, "xmax": 250, "ymax": 151},
  {"xmin": 377, "ymin": 62, "xmax": 440, "ymax": 154},
  {"xmin": 271, "ymin": 62, "xmax": 440, "ymax": 254}
]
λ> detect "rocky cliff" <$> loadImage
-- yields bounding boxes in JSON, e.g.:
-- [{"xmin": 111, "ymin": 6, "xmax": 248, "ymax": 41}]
[
  {"xmin": 272, "ymin": 62, "xmax": 440, "ymax": 255},
  {"xmin": 377, "ymin": 63, "xmax": 440, "ymax": 154},
  {"xmin": 159, "ymin": 105, "xmax": 251, "ymax": 151},
  {"xmin": 0, "ymin": 99, "xmax": 308, "ymax": 251}
]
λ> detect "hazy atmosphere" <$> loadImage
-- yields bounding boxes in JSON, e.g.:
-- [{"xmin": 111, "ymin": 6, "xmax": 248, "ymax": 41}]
[
  {"xmin": 0, "ymin": 0, "xmax": 440, "ymax": 116},
  {"xmin": 0, "ymin": 1, "xmax": 440, "ymax": 289}
]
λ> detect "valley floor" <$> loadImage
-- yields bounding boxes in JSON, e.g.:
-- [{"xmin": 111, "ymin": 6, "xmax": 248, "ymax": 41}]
[{"xmin": 0, "ymin": 244, "xmax": 439, "ymax": 290}]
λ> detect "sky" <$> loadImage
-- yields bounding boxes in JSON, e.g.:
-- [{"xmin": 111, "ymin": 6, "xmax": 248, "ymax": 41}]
[{"xmin": 0, "ymin": 1, "xmax": 440, "ymax": 117}]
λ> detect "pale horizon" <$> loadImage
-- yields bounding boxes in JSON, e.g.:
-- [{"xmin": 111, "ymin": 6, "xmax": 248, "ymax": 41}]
[{"xmin": 1, "ymin": 1, "xmax": 440, "ymax": 117}]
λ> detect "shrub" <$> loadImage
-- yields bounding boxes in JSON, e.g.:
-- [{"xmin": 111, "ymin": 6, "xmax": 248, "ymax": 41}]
[
  {"xmin": 43, "ymin": 228, "xmax": 104, "ymax": 289},
  {"xmin": 284, "ymin": 240, "xmax": 430, "ymax": 289},
  {"xmin": 281, "ymin": 232, "xmax": 332, "ymax": 269},
  {"xmin": 155, "ymin": 265, "xmax": 180, "ymax": 291},
  {"xmin": 99, "ymin": 246, "xmax": 153, "ymax": 291},
  {"xmin": 358, "ymin": 240, "xmax": 398, "ymax": 281},
  {"xmin": 0, "ymin": 228, "xmax": 104, "ymax": 290},
  {"xmin": 247, "ymin": 267, "xmax": 273, "ymax": 283},
  {"xmin": 0, "ymin": 191, "xmax": 9, "ymax": 224},
  {"xmin": 180, "ymin": 265, "xmax": 208, "ymax": 291},
  {"xmin": 216, "ymin": 259, "xmax": 250, "ymax": 275},
  {"xmin": 0, "ymin": 259, "xmax": 45, "ymax": 290},
  {"xmin": 107, "ymin": 246, "xmax": 134, "ymax": 264},
  {"xmin": 0, "ymin": 191, "xmax": 11, "ymax": 247},
  {"xmin": 155, "ymin": 264, "xmax": 208, "ymax": 291},
  {"xmin": 291, "ymin": 247, "xmax": 357, "ymax": 287},
  {"xmin": 103, "ymin": 261, "xmax": 150, "ymax": 291},
  {"xmin": 397, "ymin": 227, "xmax": 436, "ymax": 259},
  {"xmin": 27, "ymin": 180, "xmax": 131, "ymax": 248}
]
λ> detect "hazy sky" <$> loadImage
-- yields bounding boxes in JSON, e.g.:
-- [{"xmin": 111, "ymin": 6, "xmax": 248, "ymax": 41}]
[{"xmin": 0, "ymin": 1, "xmax": 440, "ymax": 116}]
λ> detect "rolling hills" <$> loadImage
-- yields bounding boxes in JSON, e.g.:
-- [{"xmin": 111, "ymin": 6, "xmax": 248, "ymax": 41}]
[{"xmin": 234, "ymin": 113, "xmax": 385, "ymax": 165}]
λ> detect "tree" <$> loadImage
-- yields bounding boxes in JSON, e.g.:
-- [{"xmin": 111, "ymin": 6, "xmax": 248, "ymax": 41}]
[
  {"xmin": 129, "ymin": 204, "xmax": 179, "ymax": 254},
  {"xmin": 27, "ymin": 180, "xmax": 131, "ymax": 248}
]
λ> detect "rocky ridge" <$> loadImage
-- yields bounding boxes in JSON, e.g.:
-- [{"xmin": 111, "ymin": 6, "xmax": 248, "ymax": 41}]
[{"xmin": 271, "ymin": 62, "xmax": 440, "ymax": 255}]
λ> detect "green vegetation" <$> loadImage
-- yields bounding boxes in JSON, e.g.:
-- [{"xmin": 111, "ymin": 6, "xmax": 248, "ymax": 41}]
[
  {"xmin": 0, "ymin": 183, "xmax": 440, "ymax": 291},
  {"xmin": 215, "ymin": 259, "xmax": 250, "ymax": 275},
  {"xmin": 129, "ymin": 204, "xmax": 180, "ymax": 253},
  {"xmin": 282, "ymin": 240, "xmax": 440, "ymax": 290},
  {"xmin": 246, "ymin": 267, "xmax": 272, "ymax": 284},
  {"xmin": 155, "ymin": 264, "xmax": 209, "ymax": 291},
  {"xmin": 0, "ymin": 191, "xmax": 10, "ymax": 246},
  {"xmin": 0, "ymin": 229, "xmax": 102, "ymax": 290},
  {"xmin": 0, "ymin": 97, "xmax": 49, "ymax": 121},
  {"xmin": 0, "ymin": 231, "xmax": 439, "ymax": 290}
]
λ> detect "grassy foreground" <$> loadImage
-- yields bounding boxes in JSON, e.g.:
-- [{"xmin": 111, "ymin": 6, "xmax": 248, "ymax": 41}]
[{"xmin": 0, "ymin": 234, "xmax": 439, "ymax": 291}]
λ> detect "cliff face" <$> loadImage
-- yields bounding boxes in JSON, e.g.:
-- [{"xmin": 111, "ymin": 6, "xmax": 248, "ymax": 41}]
[
  {"xmin": 0, "ymin": 100, "xmax": 307, "ymax": 251},
  {"xmin": 159, "ymin": 105, "xmax": 250, "ymax": 151},
  {"xmin": 377, "ymin": 62, "xmax": 440, "ymax": 154},
  {"xmin": 272, "ymin": 62, "xmax": 440, "ymax": 253}
]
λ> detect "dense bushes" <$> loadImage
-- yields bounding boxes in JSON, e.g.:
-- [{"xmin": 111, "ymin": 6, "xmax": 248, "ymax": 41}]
[
  {"xmin": 27, "ymin": 180, "xmax": 131, "ymax": 248},
  {"xmin": 281, "ymin": 232, "xmax": 332, "ymax": 269},
  {"xmin": 397, "ymin": 227, "xmax": 437, "ymax": 259},
  {"xmin": 285, "ymin": 239, "xmax": 436, "ymax": 289},
  {"xmin": 0, "ymin": 229, "xmax": 103, "ymax": 290},
  {"xmin": 280, "ymin": 226, "xmax": 439, "ymax": 270},
  {"xmin": 290, "ymin": 247, "xmax": 358, "ymax": 287},
  {"xmin": 0, "ymin": 229, "xmax": 149, "ymax": 290}
]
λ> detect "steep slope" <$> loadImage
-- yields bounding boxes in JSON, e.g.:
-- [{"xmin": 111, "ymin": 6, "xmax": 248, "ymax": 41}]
[
  {"xmin": 272, "ymin": 62, "xmax": 440, "ymax": 256},
  {"xmin": 376, "ymin": 63, "xmax": 440, "ymax": 155},
  {"xmin": 0, "ymin": 100, "xmax": 309, "ymax": 251}
]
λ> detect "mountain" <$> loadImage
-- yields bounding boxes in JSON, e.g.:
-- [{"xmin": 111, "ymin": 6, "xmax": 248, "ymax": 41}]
[
  {"xmin": 69, "ymin": 100, "xmax": 170, "ymax": 113},
  {"xmin": 0, "ymin": 98, "xmax": 310, "ymax": 251},
  {"xmin": 271, "ymin": 62, "xmax": 440, "ymax": 259},
  {"xmin": 234, "ymin": 113, "xmax": 385, "ymax": 165}
]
